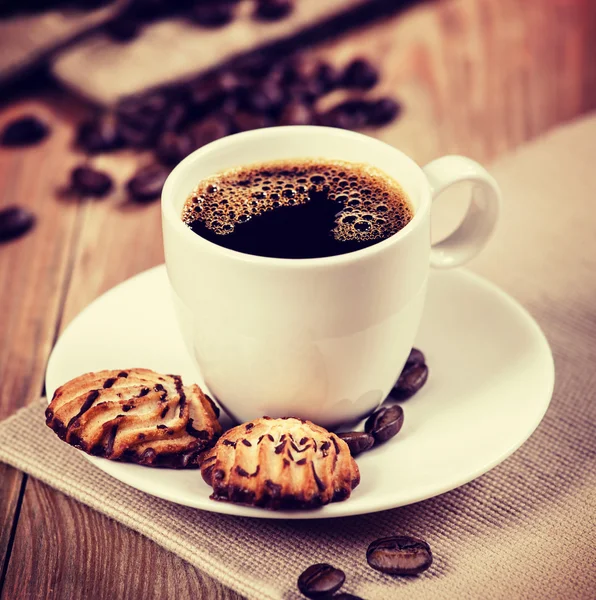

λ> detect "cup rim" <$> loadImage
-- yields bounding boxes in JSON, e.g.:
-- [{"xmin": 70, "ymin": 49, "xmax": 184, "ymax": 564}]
[{"xmin": 162, "ymin": 125, "xmax": 431, "ymax": 268}]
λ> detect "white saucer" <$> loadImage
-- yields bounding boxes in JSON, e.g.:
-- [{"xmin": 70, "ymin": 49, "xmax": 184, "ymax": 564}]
[{"xmin": 45, "ymin": 265, "xmax": 554, "ymax": 520}]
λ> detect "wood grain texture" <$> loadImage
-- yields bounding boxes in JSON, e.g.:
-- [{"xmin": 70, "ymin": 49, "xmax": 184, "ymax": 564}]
[
  {"xmin": 0, "ymin": 478, "xmax": 242, "ymax": 600},
  {"xmin": 1, "ymin": 0, "xmax": 596, "ymax": 599}
]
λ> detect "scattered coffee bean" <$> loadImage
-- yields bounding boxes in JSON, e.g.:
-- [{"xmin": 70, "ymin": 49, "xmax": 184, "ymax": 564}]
[
  {"xmin": 0, "ymin": 206, "xmax": 35, "ymax": 243},
  {"xmin": 367, "ymin": 97, "xmax": 401, "ymax": 127},
  {"xmin": 279, "ymin": 101, "xmax": 313, "ymax": 126},
  {"xmin": 77, "ymin": 113, "xmax": 123, "ymax": 154},
  {"xmin": 405, "ymin": 347, "xmax": 425, "ymax": 368},
  {"xmin": 366, "ymin": 536, "xmax": 432, "ymax": 576},
  {"xmin": 319, "ymin": 99, "xmax": 370, "ymax": 130},
  {"xmin": 255, "ymin": 0, "xmax": 294, "ymax": 21},
  {"xmin": 155, "ymin": 131, "xmax": 194, "ymax": 165},
  {"xmin": 337, "ymin": 432, "xmax": 374, "ymax": 457},
  {"xmin": 342, "ymin": 58, "xmax": 379, "ymax": 90},
  {"xmin": 393, "ymin": 363, "xmax": 428, "ymax": 400},
  {"xmin": 297, "ymin": 563, "xmax": 345, "ymax": 599},
  {"xmin": 127, "ymin": 164, "xmax": 170, "ymax": 203},
  {"xmin": 1, "ymin": 115, "xmax": 49, "ymax": 147},
  {"xmin": 190, "ymin": 3, "xmax": 235, "ymax": 28},
  {"xmin": 364, "ymin": 404, "xmax": 404, "ymax": 444},
  {"xmin": 71, "ymin": 166, "xmax": 113, "ymax": 198}
]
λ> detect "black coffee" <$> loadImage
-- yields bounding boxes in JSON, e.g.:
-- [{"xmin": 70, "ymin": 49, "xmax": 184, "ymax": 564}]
[{"xmin": 182, "ymin": 159, "xmax": 413, "ymax": 259}]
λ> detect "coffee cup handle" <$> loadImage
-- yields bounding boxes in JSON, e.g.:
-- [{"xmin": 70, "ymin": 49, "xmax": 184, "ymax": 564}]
[{"xmin": 422, "ymin": 155, "xmax": 501, "ymax": 269}]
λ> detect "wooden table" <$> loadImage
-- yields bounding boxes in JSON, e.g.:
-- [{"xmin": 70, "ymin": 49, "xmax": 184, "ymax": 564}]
[{"xmin": 1, "ymin": 0, "xmax": 595, "ymax": 598}]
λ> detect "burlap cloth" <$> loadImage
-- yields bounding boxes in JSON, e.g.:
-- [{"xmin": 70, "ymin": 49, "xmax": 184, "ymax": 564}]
[{"xmin": 1, "ymin": 116, "xmax": 595, "ymax": 600}]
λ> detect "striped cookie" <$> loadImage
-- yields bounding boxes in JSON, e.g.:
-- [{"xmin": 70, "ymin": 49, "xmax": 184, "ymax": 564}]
[{"xmin": 46, "ymin": 368, "xmax": 221, "ymax": 468}]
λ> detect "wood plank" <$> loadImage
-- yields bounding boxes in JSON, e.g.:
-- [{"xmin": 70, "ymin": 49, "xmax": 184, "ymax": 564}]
[
  {"xmin": 0, "ymin": 94, "xmax": 88, "ymax": 591},
  {"xmin": 0, "ymin": 477, "xmax": 242, "ymax": 600}
]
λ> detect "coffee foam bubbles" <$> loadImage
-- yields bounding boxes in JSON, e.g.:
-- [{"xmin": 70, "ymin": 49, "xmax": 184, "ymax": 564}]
[{"xmin": 182, "ymin": 159, "xmax": 412, "ymax": 243}]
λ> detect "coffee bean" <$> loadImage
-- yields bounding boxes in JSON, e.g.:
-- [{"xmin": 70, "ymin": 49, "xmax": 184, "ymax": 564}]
[
  {"xmin": 393, "ymin": 363, "xmax": 428, "ymax": 400},
  {"xmin": 0, "ymin": 206, "xmax": 35, "ymax": 243},
  {"xmin": 342, "ymin": 58, "xmax": 379, "ymax": 90},
  {"xmin": 364, "ymin": 404, "xmax": 404, "ymax": 444},
  {"xmin": 77, "ymin": 113, "xmax": 123, "ymax": 154},
  {"xmin": 161, "ymin": 103, "xmax": 188, "ymax": 133},
  {"xmin": 127, "ymin": 164, "xmax": 169, "ymax": 203},
  {"xmin": 319, "ymin": 100, "xmax": 369, "ymax": 130},
  {"xmin": 405, "ymin": 347, "xmax": 425, "ymax": 368},
  {"xmin": 297, "ymin": 563, "xmax": 345, "ymax": 599},
  {"xmin": 71, "ymin": 166, "xmax": 113, "ymax": 198},
  {"xmin": 334, "ymin": 595, "xmax": 365, "ymax": 600},
  {"xmin": 367, "ymin": 97, "xmax": 400, "ymax": 126},
  {"xmin": 190, "ymin": 3, "xmax": 235, "ymax": 27},
  {"xmin": 1, "ymin": 115, "xmax": 49, "ymax": 147},
  {"xmin": 190, "ymin": 117, "xmax": 229, "ymax": 148},
  {"xmin": 337, "ymin": 432, "xmax": 374, "ymax": 457},
  {"xmin": 366, "ymin": 536, "xmax": 432, "ymax": 576},
  {"xmin": 279, "ymin": 102, "xmax": 313, "ymax": 126},
  {"xmin": 155, "ymin": 132, "xmax": 194, "ymax": 165},
  {"xmin": 232, "ymin": 111, "xmax": 271, "ymax": 132},
  {"xmin": 244, "ymin": 81, "xmax": 284, "ymax": 114},
  {"xmin": 313, "ymin": 61, "xmax": 340, "ymax": 94},
  {"xmin": 254, "ymin": 0, "xmax": 294, "ymax": 21}
]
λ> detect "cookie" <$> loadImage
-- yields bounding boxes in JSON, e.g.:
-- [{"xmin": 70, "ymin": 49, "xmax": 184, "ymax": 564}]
[
  {"xmin": 46, "ymin": 368, "xmax": 221, "ymax": 468},
  {"xmin": 201, "ymin": 417, "xmax": 360, "ymax": 509}
]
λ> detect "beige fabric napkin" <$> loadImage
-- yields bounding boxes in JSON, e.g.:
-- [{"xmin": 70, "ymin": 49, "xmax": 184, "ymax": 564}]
[{"xmin": 2, "ymin": 115, "xmax": 596, "ymax": 599}]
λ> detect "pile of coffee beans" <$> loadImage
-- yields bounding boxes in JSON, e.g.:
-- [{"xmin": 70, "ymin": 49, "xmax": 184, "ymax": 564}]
[
  {"xmin": 338, "ymin": 347, "xmax": 427, "ymax": 458},
  {"xmin": 297, "ymin": 534, "xmax": 432, "ymax": 597},
  {"xmin": 105, "ymin": 0, "xmax": 296, "ymax": 42},
  {"xmin": 74, "ymin": 52, "xmax": 400, "ymax": 202}
]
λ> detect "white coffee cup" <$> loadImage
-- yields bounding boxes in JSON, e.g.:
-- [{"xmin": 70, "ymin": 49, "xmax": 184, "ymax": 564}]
[{"xmin": 162, "ymin": 126, "xmax": 500, "ymax": 427}]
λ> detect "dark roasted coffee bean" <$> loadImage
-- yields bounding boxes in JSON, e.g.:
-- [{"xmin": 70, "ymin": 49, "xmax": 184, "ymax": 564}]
[
  {"xmin": 364, "ymin": 404, "xmax": 404, "ymax": 444},
  {"xmin": 77, "ymin": 113, "xmax": 123, "ymax": 153},
  {"xmin": 334, "ymin": 595, "xmax": 365, "ymax": 600},
  {"xmin": 366, "ymin": 536, "xmax": 432, "ymax": 576},
  {"xmin": 297, "ymin": 563, "xmax": 345, "ymax": 599},
  {"xmin": 319, "ymin": 100, "xmax": 369, "ymax": 130},
  {"xmin": 232, "ymin": 111, "xmax": 271, "ymax": 132},
  {"xmin": 314, "ymin": 61, "xmax": 340, "ymax": 93},
  {"xmin": 155, "ymin": 132, "xmax": 194, "ymax": 166},
  {"xmin": 342, "ymin": 58, "xmax": 379, "ymax": 90},
  {"xmin": 127, "ymin": 164, "xmax": 169, "ymax": 203},
  {"xmin": 71, "ymin": 166, "xmax": 113, "ymax": 198},
  {"xmin": 367, "ymin": 97, "xmax": 401, "ymax": 126},
  {"xmin": 405, "ymin": 347, "xmax": 425, "ymax": 368},
  {"xmin": 337, "ymin": 432, "xmax": 374, "ymax": 457},
  {"xmin": 1, "ymin": 115, "xmax": 49, "ymax": 147},
  {"xmin": 279, "ymin": 101, "xmax": 312, "ymax": 126},
  {"xmin": 161, "ymin": 102, "xmax": 188, "ymax": 133},
  {"xmin": 0, "ymin": 206, "xmax": 35, "ymax": 243},
  {"xmin": 105, "ymin": 17, "xmax": 141, "ymax": 42},
  {"xmin": 393, "ymin": 363, "xmax": 428, "ymax": 400},
  {"xmin": 231, "ymin": 52, "xmax": 274, "ymax": 78},
  {"xmin": 188, "ymin": 72, "xmax": 240, "ymax": 116},
  {"xmin": 244, "ymin": 81, "xmax": 284, "ymax": 114},
  {"xmin": 190, "ymin": 3, "xmax": 235, "ymax": 27},
  {"xmin": 254, "ymin": 0, "xmax": 294, "ymax": 21},
  {"xmin": 190, "ymin": 117, "xmax": 229, "ymax": 148}
]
